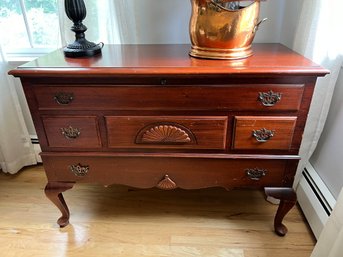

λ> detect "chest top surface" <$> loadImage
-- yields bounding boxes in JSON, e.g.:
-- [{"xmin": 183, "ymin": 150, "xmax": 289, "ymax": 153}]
[{"xmin": 9, "ymin": 44, "xmax": 328, "ymax": 77}]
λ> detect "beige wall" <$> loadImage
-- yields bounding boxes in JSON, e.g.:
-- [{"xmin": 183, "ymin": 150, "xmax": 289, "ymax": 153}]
[
  {"xmin": 311, "ymin": 67, "xmax": 343, "ymax": 199},
  {"xmin": 123, "ymin": 0, "xmax": 285, "ymax": 44}
]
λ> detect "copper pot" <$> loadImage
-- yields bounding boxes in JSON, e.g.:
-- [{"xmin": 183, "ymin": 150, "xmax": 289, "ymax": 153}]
[{"xmin": 189, "ymin": 0, "xmax": 266, "ymax": 59}]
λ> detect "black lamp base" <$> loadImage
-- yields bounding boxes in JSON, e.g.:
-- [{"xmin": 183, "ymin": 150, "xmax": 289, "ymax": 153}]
[{"xmin": 64, "ymin": 42, "xmax": 103, "ymax": 58}]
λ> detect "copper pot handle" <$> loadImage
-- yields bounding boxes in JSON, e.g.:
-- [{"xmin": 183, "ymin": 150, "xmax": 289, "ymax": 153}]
[{"xmin": 254, "ymin": 18, "xmax": 268, "ymax": 33}]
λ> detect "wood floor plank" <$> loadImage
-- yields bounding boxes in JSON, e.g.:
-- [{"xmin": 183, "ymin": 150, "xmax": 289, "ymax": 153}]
[{"xmin": 0, "ymin": 165, "xmax": 315, "ymax": 257}]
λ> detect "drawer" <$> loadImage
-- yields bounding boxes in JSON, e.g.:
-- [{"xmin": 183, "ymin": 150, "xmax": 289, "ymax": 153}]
[
  {"xmin": 41, "ymin": 154, "xmax": 290, "ymax": 189},
  {"xmin": 105, "ymin": 116, "xmax": 228, "ymax": 150},
  {"xmin": 233, "ymin": 116, "xmax": 297, "ymax": 150},
  {"xmin": 33, "ymin": 84, "xmax": 304, "ymax": 111},
  {"xmin": 42, "ymin": 116, "xmax": 102, "ymax": 148}
]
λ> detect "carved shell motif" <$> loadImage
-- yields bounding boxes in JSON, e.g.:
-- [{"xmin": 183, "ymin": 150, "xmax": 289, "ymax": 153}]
[
  {"xmin": 140, "ymin": 125, "xmax": 192, "ymax": 144},
  {"xmin": 157, "ymin": 175, "xmax": 177, "ymax": 190}
]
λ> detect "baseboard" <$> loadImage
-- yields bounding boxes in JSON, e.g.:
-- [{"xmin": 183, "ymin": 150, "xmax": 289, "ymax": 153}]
[
  {"xmin": 296, "ymin": 163, "xmax": 336, "ymax": 239},
  {"xmin": 30, "ymin": 135, "xmax": 42, "ymax": 163}
]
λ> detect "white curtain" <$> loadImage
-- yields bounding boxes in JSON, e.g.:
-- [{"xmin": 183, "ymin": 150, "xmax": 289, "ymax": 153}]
[
  {"xmin": 0, "ymin": 45, "xmax": 37, "ymax": 174},
  {"xmin": 58, "ymin": 0, "xmax": 190, "ymax": 46},
  {"xmin": 290, "ymin": 0, "xmax": 343, "ymax": 256},
  {"xmin": 58, "ymin": 0, "xmax": 136, "ymax": 46},
  {"xmin": 1, "ymin": 0, "xmax": 134, "ymax": 174},
  {"xmin": 293, "ymin": 0, "xmax": 343, "ymax": 186}
]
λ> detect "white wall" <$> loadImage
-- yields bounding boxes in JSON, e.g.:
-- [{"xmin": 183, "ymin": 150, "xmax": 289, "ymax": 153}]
[
  {"xmin": 123, "ymin": 0, "xmax": 285, "ymax": 44},
  {"xmin": 310, "ymin": 67, "xmax": 343, "ymax": 199},
  {"xmin": 279, "ymin": 0, "xmax": 302, "ymax": 48},
  {"xmin": 255, "ymin": 0, "xmax": 284, "ymax": 43}
]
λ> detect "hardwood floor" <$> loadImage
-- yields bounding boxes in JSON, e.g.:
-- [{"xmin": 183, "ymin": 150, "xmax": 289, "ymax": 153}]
[{"xmin": 0, "ymin": 165, "xmax": 315, "ymax": 257}]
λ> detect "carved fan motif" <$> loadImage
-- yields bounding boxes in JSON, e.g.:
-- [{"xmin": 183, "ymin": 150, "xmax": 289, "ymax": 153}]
[
  {"xmin": 157, "ymin": 175, "xmax": 177, "ymax": 190},
  {"xmin": 139, "ymin": 124, "xmax": 193, "ymax": 144}
]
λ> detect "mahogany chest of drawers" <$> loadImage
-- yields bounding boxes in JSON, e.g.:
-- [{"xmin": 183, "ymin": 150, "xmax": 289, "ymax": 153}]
[{"xmin": 10, "ymin": 44, "xmax": 328, "ymax": 236}]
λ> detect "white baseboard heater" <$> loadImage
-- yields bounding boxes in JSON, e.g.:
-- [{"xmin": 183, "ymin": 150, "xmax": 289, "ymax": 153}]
[
  {"xmin": 30, "ymin": 135, "xmax": 42, "ymax": 163},
  {"xmin": 297, "ymin": 163, "xmax": 336, "ymax": 239}
]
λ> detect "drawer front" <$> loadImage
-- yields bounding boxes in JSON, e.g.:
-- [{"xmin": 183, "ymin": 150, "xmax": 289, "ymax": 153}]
[
  {"xmin": 33, "ymin": 84, "xmax": 304, "ymax": 111},
  {"xmin": 105, "ymin": 116, "xmax": 228, "ymax": 150},
  {"xmin": 42, "ymin": 116, "xmax": 102, "ymax": 148},
  {"xmin": 41, "ymin": 155, "xmax": 289, "ymax": 189},
  {"xmin": 233, "ymin": 116, "xmax": 297, "ymax": 150}
]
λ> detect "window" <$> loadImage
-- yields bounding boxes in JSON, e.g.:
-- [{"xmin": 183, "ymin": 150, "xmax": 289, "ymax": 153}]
[{"xmin": 0, "ymin": 0, "xmax": 60, "ymax": 53}]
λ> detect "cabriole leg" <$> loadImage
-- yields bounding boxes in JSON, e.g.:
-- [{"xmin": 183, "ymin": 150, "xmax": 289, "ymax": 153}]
[
  {"xmin": 45, "ymin": 182, "xmax": 75, "ymax": 227},
  {"xmin": 264, "ymin": 187, "xmax": 297, "ymax": 236}
]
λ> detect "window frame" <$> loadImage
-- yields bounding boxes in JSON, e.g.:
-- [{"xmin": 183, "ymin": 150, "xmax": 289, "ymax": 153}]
[
  {"xmin": 1, "ymin": 0, "xmax": 61, "ymax": 60},
  {"xmin": 6, "ymin": 48, "xmax": 57, "ymax": 64}
]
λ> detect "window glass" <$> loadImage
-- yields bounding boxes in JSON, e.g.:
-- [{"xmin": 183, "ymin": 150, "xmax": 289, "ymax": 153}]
[
  {"xmin": 0, "ymin": 0, "xmax": 60, "ymax": 50},
  {"xmin": 24, "ymin": 0, "xmax": 60, "ymax": 47},
  {"xmin": 0, "ymin": 0, "xmax": 31, "ymax": 49}
]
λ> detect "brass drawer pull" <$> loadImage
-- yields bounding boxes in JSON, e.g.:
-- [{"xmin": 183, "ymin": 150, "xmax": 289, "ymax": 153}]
[
  {"xmin": 258, "ymin": 90, "xmax": 281, "ymax": 107},
  {"xmin": 61, "ymin": 126, "xmax": 81, "ymax": 139},
  {"xmin": 69, "ymin": 163, "xmax": 89, "ymax": 177},
  {"xmin": 252, "ymin": 128, "xmax": 274, "ymax": 142},
  {"xmin": 246, "ymin": 168, "xmax": 267, "ymax": 181},
  {"xmin": 54, "ymin": 92, "xmax": 74, "ymax": 105}
]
